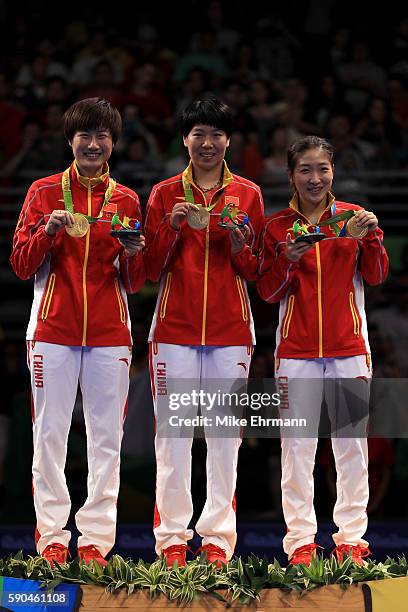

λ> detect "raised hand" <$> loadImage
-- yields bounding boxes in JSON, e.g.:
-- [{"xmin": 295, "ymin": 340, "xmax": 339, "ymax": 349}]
[{"xmin": 45, "ymin": 210, "xmax": 74, "ymax": 236}]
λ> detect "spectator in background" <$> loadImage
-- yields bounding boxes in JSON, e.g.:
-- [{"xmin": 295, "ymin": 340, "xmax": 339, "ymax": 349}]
[
  {"xmin": 279, "ymin": 77, "xmax": 319, "ymax": 136},
  {"xmin": 133, "ymin": 23, "xmax": 175, "ymax": 78},
  {"xmin": 15, "ymin": 47, "xmax": 68, "ymax": 106},
  {"xmin": 355, "ymin": 97, "xmax": 402, "ymax": 169},
  {"xmin": 369, "ymin": 278, "xmax": 408, "ymax": 377},
  {"xmin": 336, "ymin": 41, "xmax": 387, "ymax": 116},
  {"xmin": 82, "ymin": 60, "xmax": 122, "ymax": 107},
  {"xmin": 115, "ymin": 134, "xmax": 162, "ymax": 191},
  {"xmin": 35, "ymin": 103, "xmax": 71, "ymax": 171},
  {"xmin": 120, "ymin": 62, "xmax": 173, "ymax": 149},
  {"xmin": 0, "ymin": 73, "xmax": 25, "ymax": 171},
  {"xmin": 0, "ymin": 107, "xmax": 71, "ymax": 184},
  {"xmin": 326, "ymin": 114, "xmax": 370, "ymax": 204},
  {"xmin": 329, "ymin": 27, "xmax": 351, "ymax": 69},
  {"xmin": 326, "ymin": 114, "xmax": 367, "ymax": 170},
  {"xmin": 117, "ymin": 102, "xmax": 160, "ymax": 159},
  {"xmin": 40, "ymin": 76, "xmax": 72, "ymax": 111},
  {"xmin": 173, "ymin": 29, "xmax": 227, "ymax": 87},
  {"xmin": 0, "ymin": 118, "xmax": 44, "ymax": 186},
  {"xmin": 174, "ymin": 68, "xmax": 212, "ymax": 116},
  {"xmin": 70, "ymin": 30, "xmax": 124, "ymax": 88},
  {"xmin": 248, "ymin": 78, "xmax": 279, "ymax": 154},
  {"xmin": 389, "ymin": 18, "xmax": 408, "ymax": 76},
  {"xmin": 230, "ymin": 43, "xmax": 260, "ymax": 88},
  {"xmin": 267, "ymin": 101, "xmax": 301, "ymax": 144},
  {"xmin": 311, "ymin": 74, "xmax": 352, "ymax": 132},
  {"xmin": 388, "ymin": 76, "xmax": 408, "ymax": 131},
  {"xmin": 261, "ymin": 127, "xmax": 293, "ymax": 186},
  {"xmin": 226, "ymin": 130, "xmax": 265, "ymax": 183},
  {"xmin": 190, "ymin": 1, "xmax": 241, "ymax": 61},
  {"xmin": 253, "ymin": 15, "xmax": 299, "ymax": 81},
  {"xmin": 222, "ymin": 80, "xmax": 255, "ymax": 135}
]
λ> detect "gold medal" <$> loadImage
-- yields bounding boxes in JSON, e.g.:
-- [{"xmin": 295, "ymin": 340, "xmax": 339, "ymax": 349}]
[
  {"xmin": 187, "ymin": 207, "xmax": 210, "ymax": 230},
  {"xmin": 66, "ymin": 213, "xmax": 90, "ymax": 238},
  {"xmin": 345, "ymin": 216, "xmax": 368, "ymax": 238},
  {"xmin": 61, "ymin": 166, "xmax": 116, "ymax": 239}
]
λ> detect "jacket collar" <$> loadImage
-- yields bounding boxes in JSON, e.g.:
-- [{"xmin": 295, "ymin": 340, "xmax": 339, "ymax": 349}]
[
  {"xmin": 72, "ymin": 161, "xmax": 110, "ymax": 190},
  {"xmin": 182, "ymin": 159, "xmax": 234, "ymax": 189},
  {"xmin": 289, "ymin": 191, "xmax": 335, "ymax": 222}
]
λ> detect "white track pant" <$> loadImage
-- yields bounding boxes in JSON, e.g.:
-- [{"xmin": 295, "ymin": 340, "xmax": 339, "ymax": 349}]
[
  {"xmin": 149, "ymin": 343, "xmax": 252, "ymax": 559},
  {"xmin": 277, "ymin": 356, "xmax": 370, "ymax": 559},
  {"xmin": 28, "ymin": 341, "xmax": 131, "ymax": 556}
]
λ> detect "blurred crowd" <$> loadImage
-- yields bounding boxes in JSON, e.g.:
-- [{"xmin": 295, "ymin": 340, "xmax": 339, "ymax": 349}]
[
  {"xmin": 1, "ymin": 2, "xmax": 408, "ymax": 527},
  {"xmin": 1, "ymin": 4, "xmax": 408, "ymax": 193}
]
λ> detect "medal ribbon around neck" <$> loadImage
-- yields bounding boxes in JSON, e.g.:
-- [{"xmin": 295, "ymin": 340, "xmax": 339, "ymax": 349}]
[
  {"xmin": 317, "ymin": 202, "xmax": 356, "ymax": 238},
  {"xmin": 318, "ymin": 205, "xmax": 355, "ymax": 237},
  {"xmin": 62, "ymin": 167, "xmax": 116, "ymax": 232},
  {"xmin": 182, "ymin": 177, "xmax": 224, "ymax": 211}
]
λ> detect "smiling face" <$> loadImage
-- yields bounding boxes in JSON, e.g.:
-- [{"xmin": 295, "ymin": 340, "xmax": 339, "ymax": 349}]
[
  {"xmin": 70, "ymin": 128, "xmax": 113, "ymax": 177},
  {"xmin": 183, "ymin": 124, "xmax": 229, "ymax": 175},
  {"xmin": 289, "ymin": 147, "xmax": 334, "ymax": 209}
]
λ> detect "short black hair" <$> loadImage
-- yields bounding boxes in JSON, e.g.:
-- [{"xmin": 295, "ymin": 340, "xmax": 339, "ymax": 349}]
[
  {"xmin": 180, "ymin": 98, "xmax": 233, "ymax": 138},
  {"xmin": 63, "ymin": 97, "xmax": 122, "ymax": 144},
  {"xmin": 287, "ymin": 136, "xmax": 334, "ymax": 172}
]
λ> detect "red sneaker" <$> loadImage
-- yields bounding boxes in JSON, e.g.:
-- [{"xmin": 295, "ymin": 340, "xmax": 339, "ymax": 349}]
[
  {"xmin": 334, "ymin": 544, "xmax": 371, "ymax": 566},
  {"xmin": 162, "ymin": 544, "xmax": 187, "ymax": 569},
  {"xmin": 42, "ymin": 543, "xmax": 69, "ymax": 567},
  {"xmin": 198, "ymin": 544, "xmax": 227, "ymax": 569},
  {"xmin": 78, "ymin": 545, "xmax": 107, "ymax": 567},
  {"xmin": 289, "ymin": 543, "xmax": 321, "ymax": 566}
]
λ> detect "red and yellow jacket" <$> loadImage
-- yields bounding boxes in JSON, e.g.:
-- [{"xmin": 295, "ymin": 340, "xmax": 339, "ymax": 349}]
[
  {"xmin": 10, "ymin": 163, "xmax": 145, "ymax": 346},
  {"xmin": 256, "ymin": 194, "xmax": 389, "ymax": 359},
  {"xmin": 144, "ymin": 161, "xmax": 264, "ymax": 346}
]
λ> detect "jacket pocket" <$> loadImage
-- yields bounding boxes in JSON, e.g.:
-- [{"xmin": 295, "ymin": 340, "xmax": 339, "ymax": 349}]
[
  {"xmin": 41, "ymin": 273, "xmax": 56, "ymax": 321},
  {"xmin": 236, "ymin": 275, "xmax": 248, "ymax": 322},
  {"xmin": 349, "ymin": 291, "xmax": 360, "ymax": 336},
  {"xmin": 114, "ymin": 278, "xmax": 127, "ymax": 324},
  {"xmin": 282, "ymin": 294, "xmax": 295, "ymax": 339},
  {"xmin": 159, "ymin": 272, "xmax": 172, "ymax": 320}
]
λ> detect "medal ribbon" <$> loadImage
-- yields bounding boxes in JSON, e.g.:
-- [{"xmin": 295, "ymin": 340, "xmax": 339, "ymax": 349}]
[
  {"xmin": 318, "ymin": 209, "xmax": 355, "ymax": 236},
  {"xmin": 62, "ymin": 168, "xmax": 116, "ymax": 223},
  {"xmin": 182, "ymin": 178, "xmax": 224, "ymax": 211}
]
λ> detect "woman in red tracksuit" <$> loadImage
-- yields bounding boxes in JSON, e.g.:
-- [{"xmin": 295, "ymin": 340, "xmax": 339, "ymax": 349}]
[
  {"xmin": 10, "ymin": 98, "xmax": 145, "ymax": 567},
  {"xmin": 257, "ymin": 135, "xmax": 389, "ymax": 566},
  {"xmin": 144, "ymin": 99, "xmax": 264, "ymax": 568}
]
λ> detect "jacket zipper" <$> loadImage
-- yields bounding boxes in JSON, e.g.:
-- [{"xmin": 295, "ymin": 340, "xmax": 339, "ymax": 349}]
[
  {"xmin": 114, "ymin": 278, "xmax": 126, "ymax": 323},
  {"xmin": 41, "ymin": 273, "xmax": 56, "ymax": 321},
  {"xmin": 316, "ymin": 242, "xmax": 323, "ymax": 357},
  {"xmin": 195, "ymin": 183, "xmax": 224, "ymax": 346},
  {"xmin": 282, "ymin": 294, "xmax": 295, "ymax": 338},
  {"xmin": 236, "ymin": 275, "xmax": 248, "ymax": 321},
  {"xmin": 159, "ymin": 272, "xmax": 172, "ymax": 320},
  {"xmin": 81, "ymin": 182, "xmax": 91, "ymax": 346},
  {"xmin": 201, "ymin": 228, "xmax": 209, "ymax": 344},
  {"xmin": 349, "ymin": 291, "xmax": 360, "ymax": 336}
]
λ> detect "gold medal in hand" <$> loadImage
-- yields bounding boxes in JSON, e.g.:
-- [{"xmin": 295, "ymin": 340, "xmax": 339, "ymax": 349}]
[
  {"xmin": 345, "ymin": 215, "xmax": 368, "ymax": 238},
  {"xmin": 187, "ymin": 207, "xmax": 210, "ymax": 230},
  {"xmin": 66, "ymin": 213, "xmax": 90, "ymax": 238}
]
